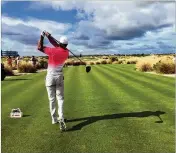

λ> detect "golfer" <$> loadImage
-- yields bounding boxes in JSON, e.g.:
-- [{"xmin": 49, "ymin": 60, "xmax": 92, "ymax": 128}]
[{"xmin": 37, "ymin": 31, "xmax": 69, "ymax": 131}]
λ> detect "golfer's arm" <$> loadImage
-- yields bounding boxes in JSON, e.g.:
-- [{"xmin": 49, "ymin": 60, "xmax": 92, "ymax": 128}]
[
  {"xmin": 47, "ymin": 35, "xmax": 60, "ymax": 47},
  {"xmin": 37, "ymin": 35, "xmax": 45, "ymax": 52}
]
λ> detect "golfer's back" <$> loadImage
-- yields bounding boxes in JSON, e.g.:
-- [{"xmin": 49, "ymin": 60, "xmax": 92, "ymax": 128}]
[{"xmin": 44, "ymin": 47, "xmax": 69, "ymax": 76}]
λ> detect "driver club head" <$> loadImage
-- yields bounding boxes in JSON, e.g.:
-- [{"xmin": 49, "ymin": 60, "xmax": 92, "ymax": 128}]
[{"xmin": 86, "ymin": 65, "xmax": 91, "ymax": 73}]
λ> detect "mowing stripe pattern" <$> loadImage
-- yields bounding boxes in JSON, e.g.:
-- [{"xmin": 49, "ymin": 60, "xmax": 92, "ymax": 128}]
[{"xmin": 1, "ymin": 65, "xmax": 174, "ymax": 153}]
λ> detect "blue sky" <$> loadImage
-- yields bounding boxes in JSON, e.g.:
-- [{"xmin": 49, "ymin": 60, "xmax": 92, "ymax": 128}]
[{"xmin": 1, "ymin": 1, "xmax": 175, "ymax": 56}]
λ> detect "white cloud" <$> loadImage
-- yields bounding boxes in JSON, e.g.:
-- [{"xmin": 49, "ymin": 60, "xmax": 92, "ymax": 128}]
[
  {"xmin": 2, "ymin": 1, "xmax": 175, "ymax": 55},
  {"xmin": 2, "ymin": 15, "xmax": 71, "ymax": 34},
  {"xmin": 36, "ymin": 1, "xmax": 175, "ymax": 43},
  {"xmin": 2, "ymin": 15, "xmax": 72, "ymax": 53},
  {"xmin": 1, "ymin": 38, "xmax": 45, "ymax": 56}
]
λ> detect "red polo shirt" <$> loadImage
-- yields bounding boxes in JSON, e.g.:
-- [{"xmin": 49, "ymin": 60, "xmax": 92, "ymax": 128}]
[{"xmin": 44, "ymin": 46, "xmax": 69, "ymax": 76}]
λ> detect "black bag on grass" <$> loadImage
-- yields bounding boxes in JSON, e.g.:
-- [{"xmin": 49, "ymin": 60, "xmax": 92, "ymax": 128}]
[{"xmin": 1, "ymin": 63, "xmax": 6, "ymax": 81}]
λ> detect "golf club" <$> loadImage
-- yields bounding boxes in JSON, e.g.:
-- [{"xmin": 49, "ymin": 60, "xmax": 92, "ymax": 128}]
[{"xmin": 50, "ymin": 35, "xmax": 91, "ymax": 73}]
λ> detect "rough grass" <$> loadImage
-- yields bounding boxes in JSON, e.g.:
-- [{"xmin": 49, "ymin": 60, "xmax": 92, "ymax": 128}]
[
  {"xmin": 136, "ymin": 62, "xmax": 153, "ymax": 72},
  {"xmin": 37, "ymin": 59, "xmax": 48, "ymax": 69},
  {"xmin": 1, "ymin": 65, "xmax": 174, "ymax": 153},
  {"xmin": 3, "ymin": 64, "xmax": 14, "ymax": 76},
  {"xmin": 153, "ymin": 59, "xmax": 175, "ymax": 74},
  {"xmin": 136, "ymin": 55, "xmax": 175, "ymax": 73},
  {"xmin": 17, "ymin": 61, "xmax": 37, "ymax": 73}
]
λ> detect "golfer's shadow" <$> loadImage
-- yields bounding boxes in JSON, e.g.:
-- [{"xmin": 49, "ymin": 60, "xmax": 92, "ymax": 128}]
[{"xmin": 66, "ymin": 111, "xmax": 165, "ymax": 132}]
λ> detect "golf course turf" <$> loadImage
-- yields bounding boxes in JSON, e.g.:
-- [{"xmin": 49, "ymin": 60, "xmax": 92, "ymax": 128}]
[{"xmin": 1, "ymin": 64, "xmax": 175, "ymax": 153}]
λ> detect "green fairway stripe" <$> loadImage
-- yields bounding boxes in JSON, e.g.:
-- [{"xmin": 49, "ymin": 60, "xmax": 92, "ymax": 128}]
[
  {"xmin": 93, "ymin": 65, "xmax": 174, "ymax": 152},
  {"xmin": 31, "ymin": 66, "xmax": 81, "ymax": 153},
  {"xmin": 32, "ymin": 66, "xmax": 127, "ymax": 153},
  {"xmin": 1, "ymin": 76, "xmax": 46, "ymax": 107},
  {"xmin": 1, "ymin": 72, "xmax": 46, "ymax": 94},
  {"xmin": 2, "ymin": 67, "xmax": 79, "ymax": 153},
  {"xmin": 101, "ymin": 65, "xmax": 174, "ymax": 98},
  {"xmin": 93, "ymin": 65, "xmax": 174, "ymax": 124},
  {"xmin": 2, "ymin": 65, "xmax": 174, "ymax": 153},
  {"xmin": 2, "ymin": 68, "xmax": 69, "ymax": 91},
  {"xmin": 2, "ymin": 93, "xmax": 51, "ymax": 153},
  {"xmin": 115, "ymin": 65, "xmax": 174, "ymax": 87},
  {"xmin": 43, "ymin": 66, "xmax": 145, "ymax": 153},
  {"xmin": 2, "ymin": 81, "xmax": 46, "ymax": 145},
  {"xmin": 93, "ymin": 65, "xmax": 174, "ymax": 110},
  {"xmin": 110, "ymin": 64, "xmax": 174, "ymax": 87},
  {"xmin": 2, "ymin": 72, "xmax": 45, "ymax": 89},
  {"xmin": 22, "ymin": 66, "xmax": 80, "ymax": 153},
  {"xmin": 66, "ymin": 66, "xmax": 174, "ymax": 152},
  {"xmin": 2, "ymin": 69, "xmax": 70, "ymax": 103},
  {"xmin": 88, "ymin": 66, "xmax": 174, "ymax": 152},
  {"xmin": 112, "ymin": 64, "xmax": 174, "ymax": 85},
  {"xmin": 64, "ymin": 67, "xmax": 138, "ymax": 152},
  {"xmin": 95, "ymin": 65, "xmax": 174, "ymax": 110},
  {"xmin": 2, "ymin": 77, "xmax": 45, "ymax": 121}
]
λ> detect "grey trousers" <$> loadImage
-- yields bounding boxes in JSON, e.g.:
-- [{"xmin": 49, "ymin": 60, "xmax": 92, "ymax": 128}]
[{"xmin": 45, "ymin": 74, "xmax": 64, "ymax": 124}]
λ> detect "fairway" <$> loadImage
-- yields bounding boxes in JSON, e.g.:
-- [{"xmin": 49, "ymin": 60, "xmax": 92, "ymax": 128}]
[{"xmin": 1, "ymin": 64, "xmax": 175, "ymax": 153}]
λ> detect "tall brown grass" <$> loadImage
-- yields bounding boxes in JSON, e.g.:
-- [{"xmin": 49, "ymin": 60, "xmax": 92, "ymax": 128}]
[
  {"xmin": 136, "ymin": 56, "xmax": 159, "ymax": 72},
  {"xmin": 153, "ymin": 60, "xmax": 175, "ymax": 74},
  {"xmin": 95, "ymin": 61, "xmax": 101, "ymax": 65},
  {"xmin": 37, "ymin": 59, "xmax": 48, "ymax": 69},
  {"xmin": 4, "ymin": 65, "xmax": 14, "ymax": 76},
  {"xmin": 136, "ymin": 62, "xmax": 153, "ymax": 72},
  {"xmin": 17, "ymin": 61, "xmax": 37, "ymax": 73}
]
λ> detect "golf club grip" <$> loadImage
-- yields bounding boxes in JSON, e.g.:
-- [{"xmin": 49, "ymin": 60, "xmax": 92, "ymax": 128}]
[{"xmin": 50, "ymin": 36, "xmax": 86, "ymax": 66}]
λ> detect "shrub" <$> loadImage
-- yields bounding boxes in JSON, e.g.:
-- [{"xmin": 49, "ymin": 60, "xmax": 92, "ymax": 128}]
[
  {"xmin": 102, "ymin": 56, "xmax": 109, "ymax": 59},
  {"xmin": 23, "ymin": 58, "xmax": 30, "ymax": 62},
  {"xmin": 117, "ymin": 60, "xmax": 123, "ymax": 64},
  {"xmin": 109, "ymin": 56, "xmax": 118, "ymax": 62},
  {"xmin": 106, "ymin": 59, "xmax": 112, "ymax": 64},
  {"xmin": 122, "ymin": 60, "xmax": 127, "ymax": 64},
  {"xmin": 101, "ymin": 60, "xmax": 107, "ymax": 64},
  {"xmin": 96, "ymin": 61, "xmax": 101, "ymax": 65},
  {"xmin": 72, "ymin": 61, "xmax": 80, "ymax": 66},
  {"xmin": 136, "ymin": 62, "xmax": 153, "ymax": 72},
  {"xmin": 38, "ymin": 59, "xmax": 48, "ymax": 69},
  {"xmin": 127, "ymin": 60, "xmax": 137, "ymax": 64},
  {"xmin": 4, "ymin": 65, "xmax": 14, "ymax": 76},
  {"xmin": 36, "ymin": 63, "xmax": 41, "ymax": 69},
  {"xmin": 12, "ymin": 65, "xmax": 17, "ymax": 70},
  {"xmin": 153, "ymin": 61, "xmax": 175, "ymax": 74},
  {"xmin": 65, "ymin": 60, "xmax": 74, "ymax": 66},
  {"xmin": 65, "ymin": 60, "xmax": 86, "ymax": 66},
  {"xmin": 80, "ymin": 61, "xmax": 86, "ymax": 65},
  {"xmin": 112, "ymin": 61, "xmax": 119, "ymax": 64},
  {"xmin": 17, "ymin": 62, "xmax": 37, "ymax": 73},
  {"xmin": 90, "ymin": 62, "xmax": 95, "ymax": 65},
  {"xmin": 72, "ymin": 61, "xmax": 85, "ymax": 66}
]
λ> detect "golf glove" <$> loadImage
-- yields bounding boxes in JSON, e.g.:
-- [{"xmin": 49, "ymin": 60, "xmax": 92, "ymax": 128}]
[{"xmin": 41, "ymin": 31, "xmax": 46, "ymax": 37}]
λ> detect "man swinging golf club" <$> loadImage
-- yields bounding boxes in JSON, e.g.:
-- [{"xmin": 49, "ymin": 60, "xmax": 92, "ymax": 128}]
[{"xmin": 37, "ymin": 31, "xmax": 68, "ymax": 131}]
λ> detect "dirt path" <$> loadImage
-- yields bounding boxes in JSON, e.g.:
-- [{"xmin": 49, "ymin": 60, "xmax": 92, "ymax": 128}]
[
  {"xmin": 6, "ymin": 69, "xmax": 47, "ymax": 78},
  {"xmin": 145, "ymin": 72, "xmax": 175, "ymax": 78}
]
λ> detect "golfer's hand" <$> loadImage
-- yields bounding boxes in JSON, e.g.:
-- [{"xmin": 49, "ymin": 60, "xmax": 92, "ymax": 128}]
[
  {"xmin": 41, "ymin": 31, "xmax": 45, "ymax": 37},
  {"xmin": 44, "ymin": 31, "xmax": 51, "ymax": 37}
]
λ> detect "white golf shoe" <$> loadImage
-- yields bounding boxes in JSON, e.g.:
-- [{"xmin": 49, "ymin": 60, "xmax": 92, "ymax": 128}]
[{"xmin": 58, "ymin": 118, "xmax": 66, "ymax": 131}]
